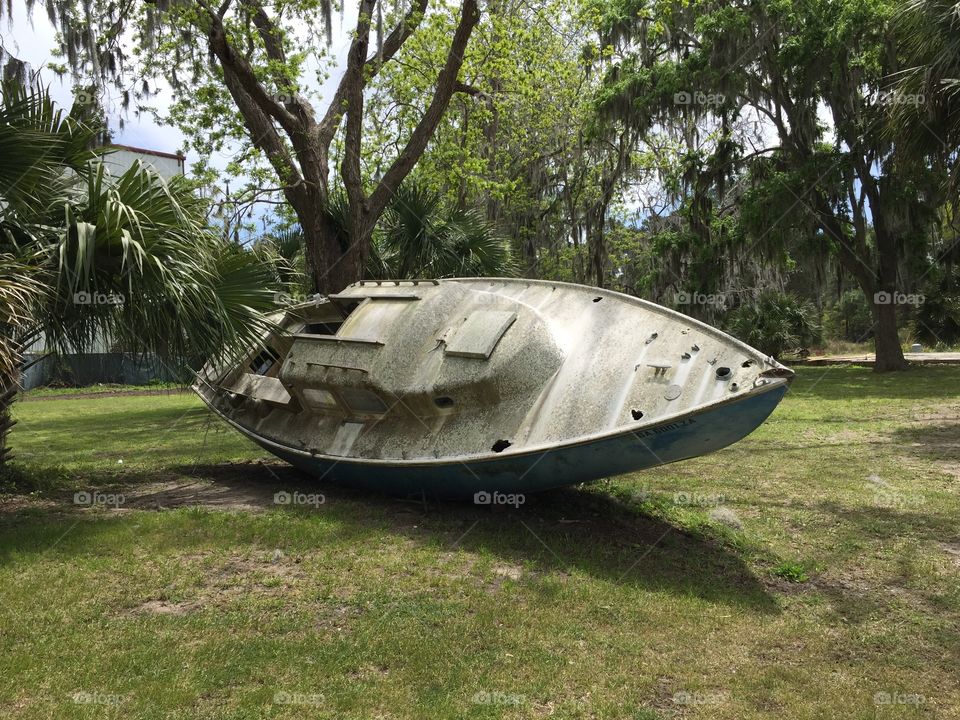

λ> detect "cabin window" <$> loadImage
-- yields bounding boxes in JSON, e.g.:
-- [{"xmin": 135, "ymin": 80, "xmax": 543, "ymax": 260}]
[
  {"xmin": 301, "ymin": 388, "xmax": 339, "ymax": 411},
  {"xmin": 339, "ymin": 388, "xmax": 388, "ymax": 415},
  {"xmin": 304, "ymin": 321, "xmax": 345, "ymax": 335},
  {"xmin": 250, "ymin": 346, "xmax": 281, "ymax": 376},
  {"xmin": 297, "ymin": 301, "xmax": 361, "ymax": 336}
]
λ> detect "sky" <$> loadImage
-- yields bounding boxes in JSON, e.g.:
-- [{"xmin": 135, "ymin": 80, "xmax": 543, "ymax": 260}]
[{"xmin": 1, "ymin": 0, "xmax": 357, "ymax": 176}]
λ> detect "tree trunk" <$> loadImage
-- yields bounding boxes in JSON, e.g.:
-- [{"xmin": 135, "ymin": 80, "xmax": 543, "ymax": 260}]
[
  {"xmin": 0, "ymin": 381, "xmax": 17, "ymax": 467},
  {"xmin": 300, "ymin": 206, "xmax": 366, "ymax": 295},
  {"xmin": 872, "ymin": 298, "xmax": 908, "ymax": 372},
  {"xmin": 871, "ymin": 217, "xmax": 910, "ymax": 372}
]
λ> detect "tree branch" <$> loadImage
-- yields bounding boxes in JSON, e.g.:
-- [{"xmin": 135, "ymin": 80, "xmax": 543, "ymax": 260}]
[
  {"xmin": 217, "ymin": 60, "xmax": 305, "ymax": 200},
  {"xmin": 454, "ymin": 80, "xmax": 486, "ymax": 98},
  {"xmin": 339, "ymin": 0, "xmax": 378, "ymax": 214},
  {"xmin": 206, "ymin": 12, "xmax": 302, "ymax": 135},
  {"xmin": 317, "ymin": 0, "xmax": 430, "ymax": 149},
  {"xmin": 366, "ymin": 0, "xmax": 481, "ymax": 219}
]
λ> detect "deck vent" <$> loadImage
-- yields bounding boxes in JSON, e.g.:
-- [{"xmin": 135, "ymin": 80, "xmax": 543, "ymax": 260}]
[
  {"xmin": 716, "ymin": 366, "xmax": 732, "ymax": 379},
  {"xmin": 681, "ymin": 352, "xmax": 691, "ymax": 360},
  {"xmin": 446, "ymin": 310, "xmax": 517, "ymax": 359},
  {"xmin": 491, "ymin": 439, "xmax": 512, "ymax": 453},
  {"xmin": 433, "ymin": 396, "xmax": 455, "ymax": 409},
  {"xmin": 742, "ymin": 360, "xmax": 753, "ymax": 368},
  {"xmin": 593, "ymin": 296, "xmax": 602, "ymax": 302}
]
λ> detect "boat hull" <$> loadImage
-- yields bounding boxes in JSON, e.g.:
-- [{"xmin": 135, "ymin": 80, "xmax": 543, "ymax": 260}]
[{"xmin": 209, "ymin": 380, "xmax": 788, "ymax": 498}]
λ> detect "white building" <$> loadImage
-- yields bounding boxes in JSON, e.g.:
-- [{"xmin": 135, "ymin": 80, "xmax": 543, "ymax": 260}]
[{"xmin": 102, "ymin": 144, "xmax": 186, "ymax": 180}]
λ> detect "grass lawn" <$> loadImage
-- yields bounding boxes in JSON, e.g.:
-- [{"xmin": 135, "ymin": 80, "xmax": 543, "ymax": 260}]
[{"xmin": 1, "ymin": 366, "xmax": 958, "ymax": 719}]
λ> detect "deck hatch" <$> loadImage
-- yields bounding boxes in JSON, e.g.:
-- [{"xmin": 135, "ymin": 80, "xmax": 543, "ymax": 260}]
[{"xmin": 445, "ymin": 310, "xmax": 517, "ymax": 359}]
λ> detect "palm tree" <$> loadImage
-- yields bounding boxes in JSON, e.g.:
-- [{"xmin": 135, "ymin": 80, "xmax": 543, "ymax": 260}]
[
  {"xmin": 376, "ymin": 183, "xmax": 516, "ymax": 279},
  {"xmin": 252, "ymin": 227, "xmax": 310, "ymax": 301},
  {"xmin": 0, "ymin": 81, "xmax": 279, "ymax": 466},
  {"xmin": 894, "ymin": 0, "xmax": 960, "ymax": 188}
]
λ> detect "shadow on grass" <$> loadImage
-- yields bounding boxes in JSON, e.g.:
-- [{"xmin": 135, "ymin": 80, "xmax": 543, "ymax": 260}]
[
  {"xmin": 0, "ymin": 461, "xmax": 779, "ymax": 614},
  {"xmin": 805, "ymin": 500, "xmax": 960, "ymax": 665},
  {"xmin": 889, "ymin": 422, "xmax": 960, "ymax": 466}
]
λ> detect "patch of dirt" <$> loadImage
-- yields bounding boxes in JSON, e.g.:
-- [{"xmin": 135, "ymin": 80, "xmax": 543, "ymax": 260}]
[
  {"xmin": 121, "ymin": 477, "xmax": 282, "ymax": 512},
  {"xmin": 131, "ymin": 599, "xmax": 201, "ymax": 615},
  {"xmin": 427, "ymin": 552, "xmax": 478, "ymax": 583},
  {"xmin": 22, "ymin": 388, "xmax": 189, "ymax": 402},
  {"xmin": 202, "ymin": 552, "xmax": 306, "ymax": 597},
  {"xmin": 346, "ymin": 663, "xmax": 390, "ymax": 681},
  {"xmin": 492, "ymin": 562, "xmax": 523, "ymax": 581},
  {"xmin": 939, "ymin": 542, "xmax": 960, "ymax": 568},
  {"xmin": 123, "ymin": 550, "xmax": 321, "ymax": 620},
  {"xmin": 0, "ymin": 495, "xmax": 61, "ymax": 513},
  {"xmin": 763, "ymin": 576, "xmax": 816, "ymax": 597},
  {"xmin": 911, "ymin": 403, "xmax": 960, "ymax": 422}
]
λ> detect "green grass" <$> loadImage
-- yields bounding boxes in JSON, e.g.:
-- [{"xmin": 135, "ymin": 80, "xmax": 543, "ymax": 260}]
[{"xmin": 1, "ymin": 366, "xmax": 959, "ymax": 719}]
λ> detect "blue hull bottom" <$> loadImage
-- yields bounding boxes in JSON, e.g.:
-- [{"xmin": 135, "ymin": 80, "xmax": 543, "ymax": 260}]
[{"xmin": 239, "ymin": 383, "xmax": 788, "ymax": 498}]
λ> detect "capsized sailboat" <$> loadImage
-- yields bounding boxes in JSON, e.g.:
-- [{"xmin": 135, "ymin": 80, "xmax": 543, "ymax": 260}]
[{"xmin": 194, "ymin": 278, "xmax": 793, "ymax": 497}]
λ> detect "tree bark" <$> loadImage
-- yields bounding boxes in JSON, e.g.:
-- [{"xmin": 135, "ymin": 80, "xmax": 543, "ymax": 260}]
[
  {"xmin": 871, "ymin": 219, "xmax": 909, "ymax": 371},
  {"xmin": 872, "ymin": 298, "xmax": 907, "ymax": 371},
  {"xmin": 0, "ymin": 377, "xmax": 17, "ymax": 467}
]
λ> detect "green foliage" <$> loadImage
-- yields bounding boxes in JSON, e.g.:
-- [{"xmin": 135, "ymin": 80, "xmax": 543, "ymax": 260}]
[
  {"xmin": 725, "ymin": 291, "xmax": 820, "ymax": 358},
  {"xmin": 822, "ymin": 290, "xmax": 875, "ymax": 344},
  {"xmin": 915, "ymin": 282, "xmax": 960, "ymax": 346},
  {"xmin": 375, "ymin": 183, "xmax": 515, "ymax": 279},
  {"xmin": 892, "ymin": 0, "xmax": 960, "ymax": 188},
  {"xmin": 772, "ymin": 561, "xmax": 810, "ymax": 583}
]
